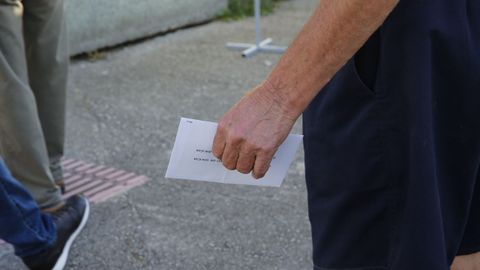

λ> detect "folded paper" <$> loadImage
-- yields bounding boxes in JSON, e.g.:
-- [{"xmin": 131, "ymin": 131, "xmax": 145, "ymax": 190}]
[{"xmin": 165, "ymin": 118, "xmax": 303, "ymax": 187}]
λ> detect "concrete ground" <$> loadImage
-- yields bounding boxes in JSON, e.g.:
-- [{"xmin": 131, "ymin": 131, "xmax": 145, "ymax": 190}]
[{"xmin": 0, "ymin": 0, "xmax": 317, "ymax": 269}]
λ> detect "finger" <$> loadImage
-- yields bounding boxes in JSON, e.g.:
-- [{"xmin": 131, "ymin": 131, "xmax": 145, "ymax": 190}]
[
  {"xmin": 212, "ymin": 126, "xmax": 226, "ymax": 159},
  {"xmin": 252, "ymin": 153, "xmax": 274, "ymax": 179},
  {"xmin": 236, "ymin": 150, "xmax": 256, "ymax": 174},
  {"xmin": 222, "ymin": 140, "xmax": 241, "ymax": 170}
]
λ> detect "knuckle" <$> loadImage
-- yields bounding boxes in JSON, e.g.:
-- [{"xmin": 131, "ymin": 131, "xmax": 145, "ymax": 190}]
[
  {"xmin": 266, "ymin": 148, "xmax": 277, "ymax": 158},
  {"xmin": 245, "ymin": 141, "xmax": 262, "ymax": 152},
  {"xmin": 239, "ymin": 147, "xmax": 255, "ymax": 157},
  {"xmin": 217, "ymin": 122, "xmax": 227, "ymax": 132},
  {"xmin": 259, "ymin": 143, "xmax": 275, "ymax": 153},
  {"xmin": 229, "ymin": 134, "xmax": 244, "ymax": 145},
  {"xmin": 217, "ymin": 122, "xmax": 230, "ymax": 135},
  {"xmin": 258, "ymin": 150, "xmax": 273, "ymax": 160}
]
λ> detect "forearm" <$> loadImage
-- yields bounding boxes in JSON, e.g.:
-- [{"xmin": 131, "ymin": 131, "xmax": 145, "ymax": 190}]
[
  {"xmin": 213, "ymin": 0, "xmax": 400, "ymax": 177},
  {"xmin": 263, "ymin": 0, "xmax": 399, "ymax": 117}
]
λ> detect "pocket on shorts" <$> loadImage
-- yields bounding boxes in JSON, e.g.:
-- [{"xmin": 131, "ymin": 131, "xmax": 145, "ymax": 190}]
[
  {"xmin": 303, "ymin": 30, "xmax": 391, "ymax": 268},
  {"xmin": 303, "ymin": 60, "xmax": 387, "ymax": 193},
  {"xmin": 352, "ymin": 30, "xmax": 381, "ymax": 95}
]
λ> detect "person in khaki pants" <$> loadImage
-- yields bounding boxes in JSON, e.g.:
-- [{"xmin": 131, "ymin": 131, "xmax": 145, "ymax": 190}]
[{"xmin": 0, "ymin": 0, "xmax": 68, "ymax": 211}]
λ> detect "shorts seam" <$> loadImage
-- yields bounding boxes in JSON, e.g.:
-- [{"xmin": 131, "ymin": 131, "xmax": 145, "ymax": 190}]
[
  {"xmin": 374, "ymin": 65, "xmax": 398, "ymax": 268},
  {"xmin": 372, "ymin": 81, "xmax": 395, "ymax": 269}
]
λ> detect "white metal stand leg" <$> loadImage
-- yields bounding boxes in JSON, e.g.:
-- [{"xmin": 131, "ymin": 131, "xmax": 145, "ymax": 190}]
[{"xmin": 226, "ymin": 0, "xmax": 287, "ymax": 58}]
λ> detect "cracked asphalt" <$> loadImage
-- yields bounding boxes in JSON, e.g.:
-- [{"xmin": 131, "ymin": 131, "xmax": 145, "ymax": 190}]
[{"xmin": 0, "ymin": 0, "xmax": 317, "ymax": 269}]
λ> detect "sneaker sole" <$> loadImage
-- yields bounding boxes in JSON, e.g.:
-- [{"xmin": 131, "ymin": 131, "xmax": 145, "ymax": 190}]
[{"xmin": 52, "ymin": 197, "xmax": 90, "ymax": 270}]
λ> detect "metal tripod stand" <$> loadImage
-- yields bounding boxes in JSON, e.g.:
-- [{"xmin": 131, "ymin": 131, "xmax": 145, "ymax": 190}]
[{"xmin": 226, "ymin": 0, "xmax": 287, "ymax": 58}]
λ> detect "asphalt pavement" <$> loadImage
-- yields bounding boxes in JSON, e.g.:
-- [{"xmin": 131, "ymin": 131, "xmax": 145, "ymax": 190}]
[{"xmin": 0, "ymin": 0, "xmax": 317, "ymax": 269}]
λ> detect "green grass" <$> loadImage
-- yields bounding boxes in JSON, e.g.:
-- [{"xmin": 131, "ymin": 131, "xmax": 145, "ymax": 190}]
[{"xmin": 217, "ymin": 0, "xmax": 285, "ymax": 21}]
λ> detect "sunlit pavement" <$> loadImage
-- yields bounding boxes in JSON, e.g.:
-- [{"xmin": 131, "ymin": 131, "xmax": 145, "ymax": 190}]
[{"xmin": 0, "ymin": 1, "xmax": 317, "ymax": 269}]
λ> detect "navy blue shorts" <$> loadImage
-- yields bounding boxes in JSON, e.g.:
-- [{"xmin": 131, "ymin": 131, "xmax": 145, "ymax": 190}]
[{"xmin": 303, "ymin": 1, "xmax": 480, "ymax": 269}]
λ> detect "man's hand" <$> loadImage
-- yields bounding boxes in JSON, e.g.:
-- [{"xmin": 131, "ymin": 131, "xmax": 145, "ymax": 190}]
[
  {"xmin": 212, "ymin": 82, "xmax": 299, "ymax": 179},
  {"xmin": 213, "ymin": 0, "xmax": 398, "ymax": 178}
]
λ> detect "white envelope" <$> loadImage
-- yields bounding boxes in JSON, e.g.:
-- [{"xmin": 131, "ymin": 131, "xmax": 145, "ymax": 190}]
[{"xmin": 165, "ymin": 118, "xmax": 303, "ymax": 187}]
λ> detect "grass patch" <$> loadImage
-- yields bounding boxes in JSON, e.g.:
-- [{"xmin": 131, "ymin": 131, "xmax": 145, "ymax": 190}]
[{"xmin": 217, "ymin": 0, "xmax": 285, "ymax": 21}]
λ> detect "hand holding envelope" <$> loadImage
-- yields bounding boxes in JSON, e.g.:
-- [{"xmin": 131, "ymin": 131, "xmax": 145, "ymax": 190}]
[{"xmin": 165, "ymin": 118, "xmax": 302, "ymax": 187}]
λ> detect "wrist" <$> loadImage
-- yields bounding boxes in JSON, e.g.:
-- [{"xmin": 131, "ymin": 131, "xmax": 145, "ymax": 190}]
[{"xmin": 259, "ymin": 78, "xmax": 304, "ymax": 119}]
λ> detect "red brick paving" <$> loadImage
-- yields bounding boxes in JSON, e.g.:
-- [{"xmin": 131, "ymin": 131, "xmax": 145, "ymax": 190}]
[
  {"xmin": 61, "ymin": 159, "xmax": 149, "ymax": 203},
  {"xmin": 0, "ymin": 159, "xmax": 148, "ymax": 246}
]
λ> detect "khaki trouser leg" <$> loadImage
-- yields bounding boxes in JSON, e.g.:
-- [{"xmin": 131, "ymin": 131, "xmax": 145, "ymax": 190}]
[
  {"xmin": 0, "ymin": 0, "xmax": 63, "ymax": 209},
  {"xmin": 23, "ymin": 0, "xmax": 69, "ymax": 182}
]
